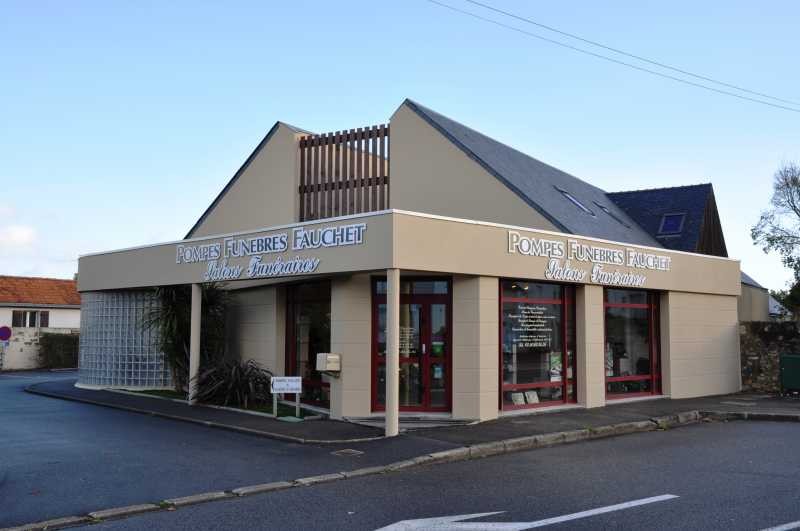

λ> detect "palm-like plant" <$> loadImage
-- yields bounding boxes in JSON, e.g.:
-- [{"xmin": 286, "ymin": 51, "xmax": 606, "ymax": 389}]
[
  {"xmin": 195, "ymin": 359, "xmax": 274, "ymax": 409},
  {"xmin": 142, "ymin": 283, "xmax": 229, "ymax": 393}
]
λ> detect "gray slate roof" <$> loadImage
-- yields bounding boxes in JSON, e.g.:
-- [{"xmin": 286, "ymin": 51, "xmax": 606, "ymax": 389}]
[
  {"xmin": 769, "ymin": 295, "xmax": 787, "ymax": 316},
  {"xmin": 404, "ymin": 100, "xmax": 660, "ymax": 247},
  {"xmin": 741, "ymin": 271, "xmax": 766, "ymax": 290}
]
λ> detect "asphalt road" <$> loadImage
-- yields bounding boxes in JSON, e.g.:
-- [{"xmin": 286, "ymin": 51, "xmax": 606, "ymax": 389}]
[
  {"xmin": 0, "ymin": 372, "xmax": 455, "ymax": 528},
  {"xmin": 85, "ymin": 420, "xmax": 800, "ymax": 531},
  {"xmin": 5, "ymin": 372, "xmax": 800, "ymax": 530}
]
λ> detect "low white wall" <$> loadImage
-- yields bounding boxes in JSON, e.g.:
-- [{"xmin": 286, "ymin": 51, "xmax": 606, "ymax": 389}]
[
  {"xmin": 2, "ymin": 327, "xmax": 79, "ymax": 370},
  {"xmin": 0, "ymin": 307, "xmax": 80, "ymax": 370}
]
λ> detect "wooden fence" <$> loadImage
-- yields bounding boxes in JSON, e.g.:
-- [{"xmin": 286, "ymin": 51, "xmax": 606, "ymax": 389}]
[{"xmin": 298, "ymin": 124, "xmax": 389, "ymax": 221}]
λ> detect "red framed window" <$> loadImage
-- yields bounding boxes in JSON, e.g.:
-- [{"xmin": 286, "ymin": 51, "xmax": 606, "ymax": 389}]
[
  {"xmin": 604, "ymin": 288, "xmax": 661, "ymax": 398},
  {"xmin": 285, "ymin": 281, "xmax": 331, "ymax": 408},
  {"xmin": 371, "ymin": 278, "xmax": 452, "ymax": 413},
  {"xmin": 500, "ymin": 280, "xmax": 577, "ymax": 411}
]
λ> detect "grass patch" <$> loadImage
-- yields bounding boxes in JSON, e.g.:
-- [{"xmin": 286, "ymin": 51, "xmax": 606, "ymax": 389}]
[
  {"xmin": 139, "ymin": 389, "xmax": 186, "ymax": 400},
  {"xmin": 249, "ymin": 402, "xmax": 319, "ymax": 419},
  {"xmin": 134, "ymin": 389, "xmax": 319, "ymax": 418}
]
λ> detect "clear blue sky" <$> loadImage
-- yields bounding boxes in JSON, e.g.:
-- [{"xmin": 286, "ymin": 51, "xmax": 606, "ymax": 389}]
[{"xmin": 1, "ymin": 1, "xmax": 797, "ymax": 290}]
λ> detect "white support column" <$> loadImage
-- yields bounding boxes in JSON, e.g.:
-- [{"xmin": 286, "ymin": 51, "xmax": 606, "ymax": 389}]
[
  {"xmin": 188, "ymin": 283, "xmax": 202, "ymax": 405},
  {"xmin": 385, "ymin": 269, "xmax": 400, "ymax": 437}
]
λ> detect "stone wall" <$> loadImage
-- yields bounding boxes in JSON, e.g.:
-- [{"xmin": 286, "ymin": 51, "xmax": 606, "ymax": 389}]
[{"xmin": 740, "ymin": 321, "xmax": 800, "ymax": 393}]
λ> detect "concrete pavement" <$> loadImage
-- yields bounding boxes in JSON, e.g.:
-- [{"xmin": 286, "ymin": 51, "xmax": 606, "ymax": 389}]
[{"xmin": 25, "ymin": 378, "xmax": 383, "ymax": 444}]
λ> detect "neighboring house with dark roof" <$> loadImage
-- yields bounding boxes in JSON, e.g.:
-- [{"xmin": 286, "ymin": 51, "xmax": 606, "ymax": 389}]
[
  {"xmin": 738, "ymin": 272, "xmax": 770, "ymax": 321},
  {"xmin": 606, "ymin": 183, "xmax": 727, "ymax": 257},
  {"xmin": 0, "ymin": 276, "xmax": 81, "ymax": 370},
  {"xmin": 606, "ymin": 184, "xmax": 772, "ymax": 321}
]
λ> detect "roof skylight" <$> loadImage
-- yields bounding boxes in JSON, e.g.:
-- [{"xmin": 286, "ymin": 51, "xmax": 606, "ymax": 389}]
[
  {"xmin": 658, "ymin": 213, "xmax": 686, "ymax": 235},
  {"xmin": 555, "ymin": 187, "xmax": 595, "ymax": 217}
]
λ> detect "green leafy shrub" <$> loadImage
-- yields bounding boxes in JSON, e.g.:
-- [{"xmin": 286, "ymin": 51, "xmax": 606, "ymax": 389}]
[
  {"xmin": 194, "ymin": 359, "xmax": 273, "ymax": 409},
  {"xmin": 38, "ymin": 332, "xmax": 79, "ymax": 369}
]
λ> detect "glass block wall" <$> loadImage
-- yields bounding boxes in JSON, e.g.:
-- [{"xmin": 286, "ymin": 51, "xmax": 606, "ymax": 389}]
[{"xmin": 78, "ymin": 290, "xmax": 173, "ymax": 389}]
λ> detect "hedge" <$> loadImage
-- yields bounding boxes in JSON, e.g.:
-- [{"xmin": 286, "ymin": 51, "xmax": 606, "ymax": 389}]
[{"xmin": 38, "ymin": 332, "xmax": 79, "ymax": 369}]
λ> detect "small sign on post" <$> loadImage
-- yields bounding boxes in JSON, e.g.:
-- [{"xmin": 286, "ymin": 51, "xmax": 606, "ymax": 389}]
[{"xmin": 270, "ymin": 376, "xmax": 303, "ymax": 420}]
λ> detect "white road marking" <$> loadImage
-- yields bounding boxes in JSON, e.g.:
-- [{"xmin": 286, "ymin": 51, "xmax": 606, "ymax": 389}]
[
  {"xmin": 376, "ymin": 494, "xmax": 679, "ymax": 530},
  {"xmin": 761, "ymin": 522, "xmax": 800, "ymax": 531}
]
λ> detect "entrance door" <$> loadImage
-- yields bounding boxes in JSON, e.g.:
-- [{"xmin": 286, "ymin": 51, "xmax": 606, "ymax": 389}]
[
  {"xmin": 372, "ymin": 279, "xmax": 451, "ymax": 412},
  {"xmin": 285, "ymin": 281, "xmax": 331, "ymax": 408}
]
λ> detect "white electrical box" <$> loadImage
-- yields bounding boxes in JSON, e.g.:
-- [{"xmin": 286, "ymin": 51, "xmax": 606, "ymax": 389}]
[{"xmin": 316, "ymin": 352, "xmax": 341, "ymax": 372}]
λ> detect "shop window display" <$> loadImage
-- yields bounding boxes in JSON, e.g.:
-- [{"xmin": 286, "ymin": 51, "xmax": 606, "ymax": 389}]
[
  {"xmin": 604, "ymin": 288, "xmax": 661, "ymax": 397},
  {"xmin": 500, "ymin": 280, "xmax": 576, "ymax": 410}
]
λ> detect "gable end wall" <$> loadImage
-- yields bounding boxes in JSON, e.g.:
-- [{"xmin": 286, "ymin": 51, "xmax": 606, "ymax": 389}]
[
  {"xmin": 189, "ymin": 123, "xmax": 301, "ymax": 238},
  {"xmin": 389, "ymin": 104, "xmax": 560, "ymax": 232}
]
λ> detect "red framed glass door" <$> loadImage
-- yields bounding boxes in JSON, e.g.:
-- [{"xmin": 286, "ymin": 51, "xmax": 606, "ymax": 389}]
[
  {"xmin": 372, "ymin": 279, "xmax": 451, "ymax": 412},
  {"xmin": 604, "ymin": 289, "xmax": 661, "ymax": 398}
]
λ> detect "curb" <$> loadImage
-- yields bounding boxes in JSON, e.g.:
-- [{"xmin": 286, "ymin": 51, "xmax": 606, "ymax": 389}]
[
  {"xmin": 88, "ymin": 504, "xmax": 160, "ymax": 520},
  {"xmin": 699, "ymin": 410, "xmax": 800, "ymax": 422},
  {"xmin": 24, "ymin": 385, "xmax": 384, "ymax": 445},
  {"xmin": 2, "ymin": 516, "xmax": 91, "ymax": 531},
  {"xmin": 6, "ymin": 408, "xmax": 796, "ymax": 531},
  {"xmin": 164, "ymin": 492, "xmax": 231, "ymax": 508}
]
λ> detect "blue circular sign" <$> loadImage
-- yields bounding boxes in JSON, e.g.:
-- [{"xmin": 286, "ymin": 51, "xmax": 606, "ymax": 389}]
[{"xmin": 0, "ymin": 326, "xmax": 11, "ymax": 341}]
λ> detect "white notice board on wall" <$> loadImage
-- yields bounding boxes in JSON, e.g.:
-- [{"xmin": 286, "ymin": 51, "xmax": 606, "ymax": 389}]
[{"xmin": 271, "ymin": 376, "xmax": 302, "ymax": 394}]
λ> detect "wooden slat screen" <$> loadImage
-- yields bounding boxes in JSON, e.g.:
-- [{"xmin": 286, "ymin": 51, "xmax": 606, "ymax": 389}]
[{"xmin": 298, "ymin": 124, "xmax": 389, "ymax": 221}]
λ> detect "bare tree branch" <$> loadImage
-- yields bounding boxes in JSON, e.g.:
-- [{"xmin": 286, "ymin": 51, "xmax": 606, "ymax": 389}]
[{"xmin": 752, "ymin": 163, "xmax": 800, "ymax": 280}]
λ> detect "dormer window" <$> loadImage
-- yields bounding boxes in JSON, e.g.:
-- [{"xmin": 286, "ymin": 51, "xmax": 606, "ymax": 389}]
[
  {"xmin": 658, "ymin": 213, "xmax": 685, "ymax": 235},
  {"xmin": 555, "ymin": 186, "xmax": 595, "ymax": 217},
  {"xmin": 593, "ymin": 201, "xmax": 631, "ymax": 228}
]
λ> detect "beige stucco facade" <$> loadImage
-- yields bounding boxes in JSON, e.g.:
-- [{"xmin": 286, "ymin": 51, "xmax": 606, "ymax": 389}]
[
  {"xmin": 189, "ymin": 123, "xmax": 304, "ymax": 238},
  {"xmin": 78, "ymin": 209, "xmax": 743, "ymax": 420},
  {"xmin": 76, "ymin": 99, "xmax": 746, "ymax": 424},
  {"xmin": 662, "ymin": 291, "xmax": 740, "ymax": 398},
  {"xmin": 451, "ymin": 275, "xmax": 500, "ymax": 421},
  {"xmin": 226, "ymin": 286, "xmax": 285, "ymax": 375},
  {"xmin": 329, "ymin": 274, "xmax": 374, "ymax": 419},
  {"xmin": 576, "ymin": 285, "xmax": 607, "ymax": 408}
]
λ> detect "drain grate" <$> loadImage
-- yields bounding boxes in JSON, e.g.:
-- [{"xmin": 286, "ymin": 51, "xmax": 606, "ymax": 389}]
[{"xmin": 331, "ymin": 448, "xmax": 364, "ymax": 457}]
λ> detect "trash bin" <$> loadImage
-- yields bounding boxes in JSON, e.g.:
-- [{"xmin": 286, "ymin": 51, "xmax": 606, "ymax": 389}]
[{"xmin": 780, "ymin": 354, "xmax": 800, "ymax": 394}]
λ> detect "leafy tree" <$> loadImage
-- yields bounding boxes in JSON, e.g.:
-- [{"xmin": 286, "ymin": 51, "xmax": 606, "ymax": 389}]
[
  {"xmin": 771, "ymin": 285, "xmax": 800, "ymax": 318},
  {"xmin": 752, "ymin": 162, "xmax": 800, "ymax": 279}
]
